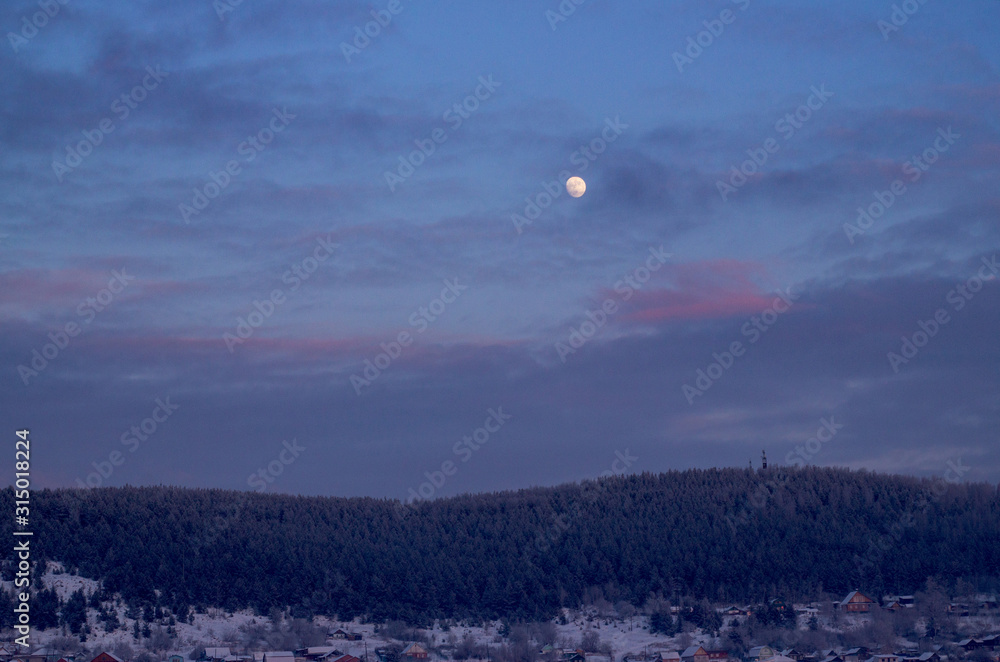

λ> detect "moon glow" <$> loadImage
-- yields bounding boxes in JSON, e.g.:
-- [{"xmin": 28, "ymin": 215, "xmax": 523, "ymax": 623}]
[{"xmin": 566, "ymin": 176, "xmax": 586, "ymax": 198}]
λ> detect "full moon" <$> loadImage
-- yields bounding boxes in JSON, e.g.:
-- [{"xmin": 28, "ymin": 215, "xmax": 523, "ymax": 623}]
[{"xmin": 566, "ymin": 176, "xmax": 586, "ymax": 198}]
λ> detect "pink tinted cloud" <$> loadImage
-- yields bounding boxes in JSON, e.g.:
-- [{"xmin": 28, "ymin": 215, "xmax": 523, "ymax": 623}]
[
  {"xmin": 604, "ymin": 259, "xmax": 776, "ymax": 324},
  {"xmin": 0, "ymin": 267, "xmax": 209, "ymax": 314},
  {"xmin": 0, "ymin": 268, "xmax": 112, "ymax": 308}
]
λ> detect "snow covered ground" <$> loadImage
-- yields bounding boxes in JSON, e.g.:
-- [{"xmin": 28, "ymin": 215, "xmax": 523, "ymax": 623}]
[{"xmin": 5, "ymin": 563, "xmax": 999, "ymax": 660}]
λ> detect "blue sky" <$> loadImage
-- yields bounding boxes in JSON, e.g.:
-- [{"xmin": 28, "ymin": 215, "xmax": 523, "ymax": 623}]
[{"xmin": 2, "ymin": 0, "xmax": 999, "ymax": 498}]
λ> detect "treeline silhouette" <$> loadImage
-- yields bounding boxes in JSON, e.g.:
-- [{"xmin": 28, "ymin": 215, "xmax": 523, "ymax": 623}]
[{"xmin": 2, "ymin": 467, "xmax": 998, "ymax": 624}]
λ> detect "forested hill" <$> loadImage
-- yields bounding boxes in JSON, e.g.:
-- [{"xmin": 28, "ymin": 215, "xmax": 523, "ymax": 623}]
[{"xmin": 3, "ymin": 467, "xmax": 999, "ymax": 624}]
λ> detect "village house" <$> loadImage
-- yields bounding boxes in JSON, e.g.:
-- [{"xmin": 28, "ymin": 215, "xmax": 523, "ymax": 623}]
[
  {"xmin": 901, "ymin": 653, "xmax": 940, "ymax": 662},
  {"xmin": 29, "ymin": 648, "xmax": 64, "ymax": 662},
  {"xmin": 682, "ymin": 647, "xmax": 709, "ymax": 662},
  {"xmin": 840, "ymin": 590, "xmax": 876, "ymax": 613},
  {"xmin": 948, "ymin": 603, "xmax": 970, "ymax": 617},
  {"xmin": 882, "ymin": 596, "xmax": 915, "ymax": 611},
  {"xmin": 295, "ymin": 649, "xmax": 343, "ymax": 661},
  {"xmin": 957, "ymin": 640, "xmax": 981, "ymax": 652},
  {"xmin": 747, "ymin": 647, "xmax": 776, "ymax": 662},
  {"xmin": 401, "ymin": 645, "xmax": 429, "ymax": 661},
  {"xmin": 89, "ymin": 653, "xmax": 125, "ymax": 662},
  {"xmin": 262, "ymin": 652, "xmax": 295, "ymax": 662},
  {"xmin": 330, "ymin": 630, "xmax": 363, "ymax": 641},
  {"xmin": 707, "ymin": 651, "xmax": 729, "ymax": 662},
  {"xmin": 841, "ymin": 647, "xmax": 870, "ymax": 662},
  {"xmin": 0, "ymin": 644, "xmax": 22, "ymax": 661}
]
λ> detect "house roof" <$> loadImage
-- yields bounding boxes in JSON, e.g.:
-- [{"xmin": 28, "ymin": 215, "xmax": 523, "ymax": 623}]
[
  {"xmin": 681, "ymin": 648, "xmax": 705, "ymax": 658},
  {"xmin": 206, "ymin": 650, "xmax": 232, "ymax": 659},
  {"xmin": 661, "ymin": 653, "xmax": 680, "ymax": 660},
  {"xmin": 94, "ymin": 653, "xmax": 125, "ymax": 662},
  {"xmin": 841, "ymin": 590, "xmax": 873, "ymax": 605}
]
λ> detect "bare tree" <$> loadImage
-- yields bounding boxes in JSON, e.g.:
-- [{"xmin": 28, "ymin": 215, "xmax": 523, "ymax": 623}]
[{"xmin": 580, "ymin": 630, "xmax": 601, "ymax": 652}]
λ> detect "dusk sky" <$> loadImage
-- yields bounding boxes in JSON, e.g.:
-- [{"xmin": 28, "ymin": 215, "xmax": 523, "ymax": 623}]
[{"xmin": 2, "ymin": 0, "xmax": 999, "ymax": 498}]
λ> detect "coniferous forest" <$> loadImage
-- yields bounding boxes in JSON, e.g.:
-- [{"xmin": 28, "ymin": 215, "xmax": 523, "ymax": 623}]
[{"xmin": 2, "ymin": 467, "xmax": 998, "ymax": 624}]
